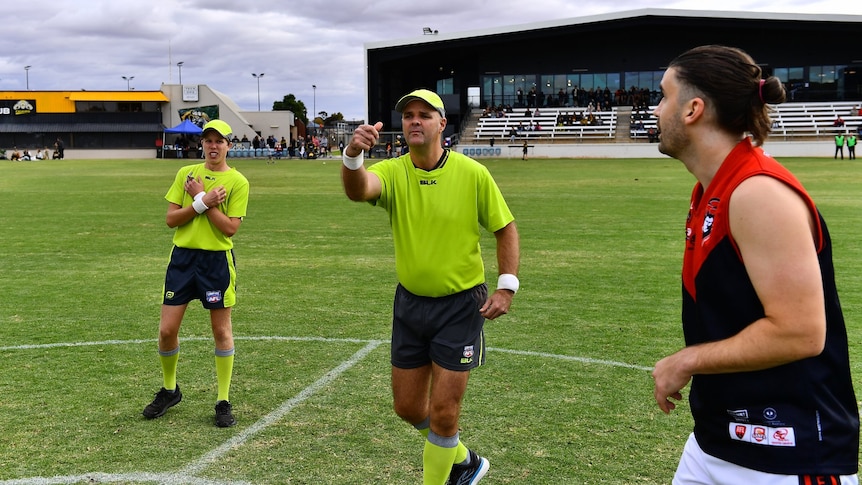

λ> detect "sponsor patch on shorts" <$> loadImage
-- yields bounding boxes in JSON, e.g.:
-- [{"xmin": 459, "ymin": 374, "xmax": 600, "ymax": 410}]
[
  {"xmin": 728, "ymin": 422, "xmax": 796, "ymax": 447},
  {"xmin": 206, "ymin": 290, "xmax": 223, "ymax": 303}
]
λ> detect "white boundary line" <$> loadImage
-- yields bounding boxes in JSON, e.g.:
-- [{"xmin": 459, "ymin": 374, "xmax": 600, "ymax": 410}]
[{"xmin": 0, "ymin": 336, "xmax": 653, "ymax": 484}]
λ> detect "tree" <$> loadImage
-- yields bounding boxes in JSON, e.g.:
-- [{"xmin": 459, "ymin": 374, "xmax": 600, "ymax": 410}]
[{"xmin": 273, "ymin": 94, "xmax": 308, "ymax": 125}]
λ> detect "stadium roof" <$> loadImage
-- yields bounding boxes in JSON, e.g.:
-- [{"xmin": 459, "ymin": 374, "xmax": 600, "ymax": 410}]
[{"xmin": 366, "ymin": 8, "xmax": 862, "ymax": 49}]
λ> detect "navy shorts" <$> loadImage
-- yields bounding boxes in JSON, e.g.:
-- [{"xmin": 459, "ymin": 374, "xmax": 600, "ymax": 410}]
[
  {"xmin": 391, "ymin": 283, "xmax": 487, "ymax": 371},
  {"xmin": 162, "ymin": 246, "xmax": 237, "ymax": 309}
]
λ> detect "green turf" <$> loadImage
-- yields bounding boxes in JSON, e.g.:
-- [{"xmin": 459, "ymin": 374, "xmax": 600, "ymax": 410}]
[{"xmin": 0, "ymin": 155, "xmax": 859, "ymax": 483}]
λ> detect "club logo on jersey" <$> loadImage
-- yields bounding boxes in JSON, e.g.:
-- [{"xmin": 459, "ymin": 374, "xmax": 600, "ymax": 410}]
[
  {"xmin": 701, "ymin": 197, "xmax": 720, "ymax": 244},
  {"xmin": 763, "ymin": 407, "xmax": 778, "ymax": 421},
  {"xmin": 206, "ymin": 291, "xmax": 223, "ymax": 303}
]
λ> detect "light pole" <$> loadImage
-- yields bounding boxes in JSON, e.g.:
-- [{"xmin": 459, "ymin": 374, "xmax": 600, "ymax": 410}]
[
  {"xmin": 177, "ymin": 62, "xmax": 184, "ymax": 84},
  {"xmin": 252, "ymin": 73, "xmax": 264, "ymax": 111},
  {"xmin": 24, "ymin": 66, "xmax": 31, "ymax": 90},
  {"xmin": 312, "ymin": 84, "xmax": 317, "ymax": 126},
  {"xmin": 122, "ymin": 76, "xmax": 134, "ymax": 91}
]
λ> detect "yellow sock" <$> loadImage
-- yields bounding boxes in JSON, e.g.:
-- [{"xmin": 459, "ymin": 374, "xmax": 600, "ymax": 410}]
[
  {"xmin": 423, "ymin": 431, "xmax": 458, "ymax": 485},
  {"xmin": 215, "ymin": 348, "xmax": 235, "ymax": 402},
  {"xmin": 159, "ymin": 347, "xmax": 179, "ymax": 391},
  {"xmin": 415, "ymin": 418, "xmax": 468, "ymax": 466},
  {"xmin": 454, "ymin": 441, "xmax": 469, "ymax": 465}
]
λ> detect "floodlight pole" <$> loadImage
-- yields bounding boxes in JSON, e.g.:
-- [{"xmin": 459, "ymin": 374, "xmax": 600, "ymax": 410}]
[{"xmin": 252, "ymin": 73, "xmax": 265, "ymax": 111}]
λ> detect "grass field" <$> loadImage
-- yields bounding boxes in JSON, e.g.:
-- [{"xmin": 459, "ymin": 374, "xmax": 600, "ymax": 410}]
[{"xmin": 0, "ymin": 155, "xmax": 860, "ymax": 484}]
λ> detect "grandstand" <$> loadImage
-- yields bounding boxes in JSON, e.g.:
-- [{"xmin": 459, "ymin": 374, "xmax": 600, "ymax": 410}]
[{"xmin": 464, "ymin": 101, "xmax": 862, "ymax": 148}]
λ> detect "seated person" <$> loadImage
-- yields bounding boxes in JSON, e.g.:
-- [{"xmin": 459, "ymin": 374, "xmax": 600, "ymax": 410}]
[
  {"xmin": 22, "ymin": 150, "xmax": 32, "ymax": 161},
  {"xmin": 36, "ymin": 147, "xmax": 49, "ymax": 160},
  {"xmin": 10, "ymin": 148, "xmax": 22, "ymax": 161},
  {"xmin": 52, "ymin": 149, "xmax": 61, "ymax": 159}
]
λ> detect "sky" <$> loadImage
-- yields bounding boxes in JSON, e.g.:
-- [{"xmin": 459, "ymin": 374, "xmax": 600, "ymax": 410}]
[{"xmin": 1, "ymin": 1, "xmax": 859, "ymax": 122}]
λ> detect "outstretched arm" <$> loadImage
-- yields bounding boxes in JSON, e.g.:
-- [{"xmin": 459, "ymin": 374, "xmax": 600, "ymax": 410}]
[{"xmin": 342, "ymin": 121, "xmax": 384, "ymax": 202}]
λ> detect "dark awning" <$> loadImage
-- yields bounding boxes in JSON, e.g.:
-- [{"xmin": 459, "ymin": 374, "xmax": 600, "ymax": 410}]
[{"xmin": 0, "ymin": 123, "xmax": 165, "ymax": 133}]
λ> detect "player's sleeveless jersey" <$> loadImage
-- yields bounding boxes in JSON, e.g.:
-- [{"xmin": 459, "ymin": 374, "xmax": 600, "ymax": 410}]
[
  {"xmin": 165, "ymin": 163, "xmax": 249, "ymax": 251},
  {"xmin": 367, "ymin": 150, "xmax": 514, "ymax": 297},
  {"xmin": 682, "ymin": 139, "xmax": 859, "ymax": 474}
]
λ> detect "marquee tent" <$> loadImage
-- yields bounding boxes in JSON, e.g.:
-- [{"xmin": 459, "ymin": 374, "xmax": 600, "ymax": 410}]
[{"xmin": 161, "ymin": 119, "xmax": 203, "ymax": 158}]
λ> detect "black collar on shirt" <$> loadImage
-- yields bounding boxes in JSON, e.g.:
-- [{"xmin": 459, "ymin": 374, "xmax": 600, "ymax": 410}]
[{"xmin": 415, "ymin": 149, "xmax": 450, "ymax": 172}]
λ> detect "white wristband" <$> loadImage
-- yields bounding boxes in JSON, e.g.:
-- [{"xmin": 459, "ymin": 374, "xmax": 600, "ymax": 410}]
[
  {"xmin": 497, "ymin": 273, "xmax": 519, "ymax": 294},
  {"xmin": 193, "ymin": 191, "xmax": 205, "ymax": 202},
  {"xmin": 342, "ymin": 150, "xmax": 364, "ymax": 170},
  {"xmin": 192, "ymin": 196, "xmax": 209, "ymax": 214}
]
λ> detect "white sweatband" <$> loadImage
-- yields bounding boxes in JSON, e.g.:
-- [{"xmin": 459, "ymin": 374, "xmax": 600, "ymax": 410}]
[
  {"xmin": 497, "ymin": 273, "xmax": 519, "ymax": 294},
  {"xmin": 342, "ymin": 150, "xmax": 364, "ymax": 170},
  {"xmin": 192, "ymin": 196, "xmax": 209, "ymax": 214},
  {"xmin": 193, "ymin": 191, "xmax": 205, "ymax": 202}
]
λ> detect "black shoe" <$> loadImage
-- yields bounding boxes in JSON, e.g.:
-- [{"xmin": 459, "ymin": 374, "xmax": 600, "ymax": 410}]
[
  {"xmin": 142, "ymin": 386, "xmax": 182, "ymax": 419},
  {"xmin": 215, "ymin": 400, "xmax": 236, "ymax": 427},
  {"xmin": 448, "ymin": 449, "xmax": 490, "ymax": 485}
]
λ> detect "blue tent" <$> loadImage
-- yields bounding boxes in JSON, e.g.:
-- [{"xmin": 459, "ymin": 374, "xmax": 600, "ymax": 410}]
[
  {"xmin": 165, "ymin": 119, "xmax": 203, "ymax": 134},
  {"xmin": 162, "ymin": 119, "xmax": 203, "ymax": 158}
]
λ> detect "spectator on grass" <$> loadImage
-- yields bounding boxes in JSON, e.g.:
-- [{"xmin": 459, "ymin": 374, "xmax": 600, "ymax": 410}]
[
  {"xmin": 54, "ymin": 138, "xmax": 64, "ymax": 159},
  {"xmin": 10, "ymin": 147, "xmax": 22, "ymax": 161},
  {"xmin": 651, "ymin": 45, "xmax": 859, "ymax": 484},
  {"xmin": 835, "ymin": 133, "xmax": 845, "ymax": 159},
  {"xmin": 141, "ymin": 120, "xmax": 249, "ymax": 429},
  {"xmin": 341, "ymin": 89, "xmax": 519, "ymax": 485}
]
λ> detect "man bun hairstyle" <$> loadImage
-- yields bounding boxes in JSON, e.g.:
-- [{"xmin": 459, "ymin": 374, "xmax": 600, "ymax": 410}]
[{"xmin": 669, "ymin": 45, "xmax": 787, "ymax": 146}]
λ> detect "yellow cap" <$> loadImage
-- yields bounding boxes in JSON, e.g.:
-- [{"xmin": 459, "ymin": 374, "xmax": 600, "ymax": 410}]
[
  {"xmin": 202, "ymin": 119, "xmax": 232, "ymax": 139},
  {"xmin": 394, "ymin": 89, "xmax": 445, "ymax": 117}
]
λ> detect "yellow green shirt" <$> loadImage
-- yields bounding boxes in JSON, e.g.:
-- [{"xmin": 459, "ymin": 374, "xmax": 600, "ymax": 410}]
[
  {"xmin": 368, "ymin": 151, "xmax": 514, "ymax": 297},
  {"xmin": 165, "ymin": 163, "xmax": 249, "ymax": 250}
]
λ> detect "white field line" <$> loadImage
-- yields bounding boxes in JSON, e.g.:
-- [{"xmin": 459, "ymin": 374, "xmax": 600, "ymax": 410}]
[{"xmin": 0, "ymin": 336, "xmax": 652, "ymax": 484}]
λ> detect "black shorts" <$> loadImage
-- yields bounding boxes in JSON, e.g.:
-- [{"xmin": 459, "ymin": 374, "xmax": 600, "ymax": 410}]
[
  {"xmin": 162, "ymin": 246, "xmax": 237, "ymax": 309},
  {"xmin": 391, "ymin": 283, "xmax": 487, "ymax": 371}
]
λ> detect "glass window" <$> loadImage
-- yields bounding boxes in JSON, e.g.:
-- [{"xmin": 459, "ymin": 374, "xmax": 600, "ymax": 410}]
[{"xmin": 436, "ymin": 78, "xmax": 454, "ymax": 95}]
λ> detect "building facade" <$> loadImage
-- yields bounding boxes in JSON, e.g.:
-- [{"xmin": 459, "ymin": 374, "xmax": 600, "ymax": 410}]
[{"xmin": 365, "ymin": 9, "xmax": 862, "ymax": 137}]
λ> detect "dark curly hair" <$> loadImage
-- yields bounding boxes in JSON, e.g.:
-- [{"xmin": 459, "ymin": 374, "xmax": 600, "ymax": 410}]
[{"xmin": 668, "ymin": 45, "xmax": 786, "ymax": 146}]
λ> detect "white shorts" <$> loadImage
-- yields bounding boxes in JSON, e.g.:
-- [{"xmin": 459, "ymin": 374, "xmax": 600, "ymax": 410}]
[{"xmin": 673, "ymin": 433, "xmax": 859, "ymax": 485}]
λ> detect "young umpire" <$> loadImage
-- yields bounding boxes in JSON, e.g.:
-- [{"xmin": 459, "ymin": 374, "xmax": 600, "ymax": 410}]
[{"xmin": 143, "ymin": 119, "xmax": 250, "ymax": 427}]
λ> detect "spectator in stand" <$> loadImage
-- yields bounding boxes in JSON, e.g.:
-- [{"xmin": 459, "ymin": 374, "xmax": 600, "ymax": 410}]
[{"xmin": 833, "ymin": 116, "xmax": 845, "ymax": 128}]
